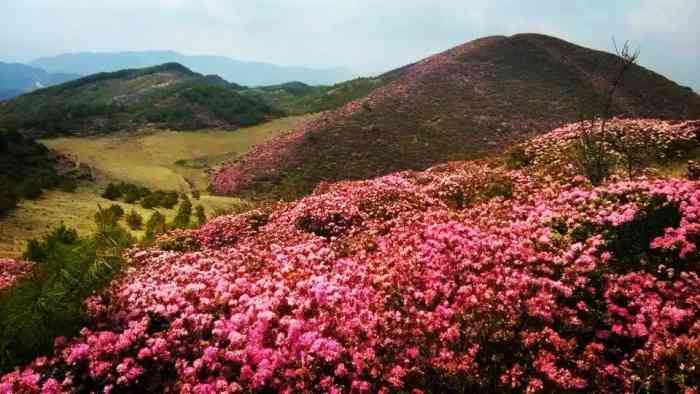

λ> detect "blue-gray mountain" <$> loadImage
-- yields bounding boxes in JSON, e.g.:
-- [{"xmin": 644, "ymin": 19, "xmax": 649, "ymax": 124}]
[
  {"xmin": 31, "ymin": 51, "xmax": 354, "ymax": 87},
  {"xmin": 0, "ymin": 62, "xmax": 80, "ymax": 100}
]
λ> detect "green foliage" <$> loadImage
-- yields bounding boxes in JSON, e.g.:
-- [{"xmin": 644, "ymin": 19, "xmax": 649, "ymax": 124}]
[
  {"xmin": 123, "ymin": 189, "xmax": 140, "ymax": 203},
  {"xmin": 108, "ymin": 204, "xmax": 125, "ymax": 219},
  {"xmin": 125, "ymin": 210, "xmax": 143, "ymax": 230},
  {"xmin": 144, "ymin": 211, "xmax": 167, "ymax": 242},
  {"xmin": 0, "ymin": 63, "xmax": 278, "ymax": 134},
  {"xmin": 1, "ymin": 216, "xmax": 132, "ymax": 372},
  {"xmin": 0, "ymin": 186, "xmax": 18, "ymax": 216},
  {"xmin": 170, "ymin": 196, "xmax": 192, "ymax": 229},
  {"xmin": 160, "ymin": 191, "xmax": 179, "ymax": 209},
  {"xmin": 505, "ymin": 145, "xmax": 532, "ymax": 169},
  {"xmin": 245, "ymin": 77, "xmax": 387, "ymax": 116},
  {"xmin": 195, "ymin": 205, "xmax": 206, "ymax": 227},
  {"xmin": 140, "ymin": 193, "xmax": 161, "ymax": 209},
  {"xmin": 57, "ymin": 176, "xmax": 78, "ymax": 193},
  {"xmin": 16, "ymin": 179, "xmax": 43, "ymax": 200},
  {"xmin": 101, "ymin": 183, "xmax": 122, "ymax": 200}
]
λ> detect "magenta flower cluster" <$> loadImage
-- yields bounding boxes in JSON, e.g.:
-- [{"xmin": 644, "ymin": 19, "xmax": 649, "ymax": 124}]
[
  {"xmin": 2, "ymin": 161, "xmax": 700, "ymax": 393},
  {"xmin": 0, "ymin": 258, "xmax": 32, "ymax": 292}
]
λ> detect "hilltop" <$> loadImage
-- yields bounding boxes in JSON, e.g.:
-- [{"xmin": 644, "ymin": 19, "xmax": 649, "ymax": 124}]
[
  {"xmin": 31, "ymin": 50, "xmax": 354, "ymax": 86},
  {"xmin": 0, "ymin": 63, "xmax": 281, "ymax": 136},
  {"xmin": 212, "ymin": 33, "xmax": 700, "ymax": 199}
]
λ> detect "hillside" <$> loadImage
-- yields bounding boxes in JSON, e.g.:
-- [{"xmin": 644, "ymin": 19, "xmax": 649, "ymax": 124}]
[
  {"xmin": 243, "ymin": 77, "xmax": 390, "ymax": 115},
  {"xmin": 3, "ymin": 116, "xmax": 700, "ymax": 391},
  {"xmin": 212, "ymin": 33, "xmax": 700, "ymax": 199},
  {"xmin": 0, "ymin": 62, "xmax": 79, "ymax": 100},
  {"xmin": 31, "ymin": 50, "xmax": 354, "ymax": 86},
  {"xmin": 0, "ymin": 63, "xmax": 281, "ymax": 136}
]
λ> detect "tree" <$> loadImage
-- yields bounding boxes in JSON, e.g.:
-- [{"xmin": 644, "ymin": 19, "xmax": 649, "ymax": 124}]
[
  {"xmin": 161, "ymin": 191, "xmax": 179, "ymax": 209},
  {"xmin": 573, "ymin": 39, "xmax": 640, "ymax": 185},
  {"xmin": 101, "ymin": 183, "xmax": 122, "ymax": 200},
  {"xmin": 144, "ymin": 211, "xmax": 167, "ymax": 241},
  {"xmin": 16, "ymin": 179, "xmax": 43, "ymax": 200},
  {"xmin": 195, "ymin": 205, "xmax": 206, "ymax": 227},
  {"xmin": 170, "ymin": 196, "xmax": 192, "ymax": 229},
  {"xmin": 125, "ymin": 210, "xmax": 143, "ymax": 230}
]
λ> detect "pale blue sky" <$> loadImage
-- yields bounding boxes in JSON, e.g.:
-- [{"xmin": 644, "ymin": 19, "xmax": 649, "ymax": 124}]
[{"xmin": 1, "ymin": 0, "xmax": 698, "ymax": 90}]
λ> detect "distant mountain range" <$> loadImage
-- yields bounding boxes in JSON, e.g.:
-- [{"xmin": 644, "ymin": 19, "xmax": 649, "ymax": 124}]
[
  {"xmin": 212, "ymin": 33, "xmax": 700, "ymax": 200},
  {"xmin": 30, "ymin": 50, "xmax": 354, "ymax": 87},
  {"xmin": 0, "ymin": 63, "xmax": 281, "ymax": 135},
  {"xmin": 0, "ymin": 62, "xmax": 80, "ymax": 100}
]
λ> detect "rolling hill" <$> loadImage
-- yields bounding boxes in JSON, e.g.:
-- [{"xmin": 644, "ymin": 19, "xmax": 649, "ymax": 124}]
[
  {"xmin": 0, "ymin": 62, "xmax": 79, "ymax": 100},
  {"xmin": 31, "ymin": 50, "xmax": 354, "ymax": 86},
  {"xmin": 0, "ymin": 63, "xmax": 281, "ymax": 136},
  {"xmin": 212, "ymin": 33, "xmax": 700, "ymax": 199}
]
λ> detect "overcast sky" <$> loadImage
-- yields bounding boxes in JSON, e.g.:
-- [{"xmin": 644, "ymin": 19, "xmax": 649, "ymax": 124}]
[{"xmin": 1, "ymin": 0, "xmax": 698, "ymax": 90}]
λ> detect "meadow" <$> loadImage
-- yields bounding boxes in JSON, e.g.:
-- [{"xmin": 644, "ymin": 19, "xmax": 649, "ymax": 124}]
[{"xmin": 0, "ymin": 116, "xmax": 308, "ymax": 257}]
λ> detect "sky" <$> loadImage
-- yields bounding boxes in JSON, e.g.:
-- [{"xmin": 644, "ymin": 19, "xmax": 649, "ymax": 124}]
[{"xmin": 1, "ymin": 0, "xmax": 698, "ymax": 90}]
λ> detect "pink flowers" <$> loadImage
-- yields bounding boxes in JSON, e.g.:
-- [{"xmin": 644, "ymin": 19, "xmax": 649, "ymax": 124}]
[
  {"xmin": 0, "ymin": 258, "xmax": 32, "ymax": 291},
  {"xmin": 2, "ymin": 159, "xmax": 700, "ymax": 392}
]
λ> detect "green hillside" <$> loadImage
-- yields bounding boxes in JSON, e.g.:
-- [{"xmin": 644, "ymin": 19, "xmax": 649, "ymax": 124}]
[{"xmin": 0, "ymin": 63, "xmax": 281, "ymax": 136}]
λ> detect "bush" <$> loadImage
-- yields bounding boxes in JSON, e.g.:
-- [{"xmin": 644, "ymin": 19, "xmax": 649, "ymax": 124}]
[
  {"xmin": 1, "ymin": 218, "xmax": 131, "ymax": 372},
  {"xmin": 195, "ymin": 205, "xmax": 206, "ymax": 226},
  {"xmin": 161, "ymin": 191, "xmax": 179, "ymax": 209},
  {"xmin": 170, "ymin": 196, "xmax": 192, "ymax": 229},
  {"xmin": 123, "ymin": 189, "xmax": 140, "ymax": 203},
  {"xmin": 57, "ymin": 177, "xmax": 78, "ymax": 193},
  {"xmin": 137, "ymin": 186, "xmax": 152, "ymax": 198},
  {"xmin": 0, "ymin": 188, "xmax": 18, "ymax": 216},
  {"xmin": 141, "ymin": 193, "xmax": 161, "ymax": 209},
  {"xmin": 144, "ymin": 211, "xmax": 167, "ymax": 241},
  {"xmin": 108, "ymin": 204, "xmax": 124, "ymax": 220},
  {"xmin": 505, "ymin": 145, "xmax": 532, "ymax": 169},
  {"xmin": 101, "ymin": 183, "xmax": 122, "ymax": 200},
  {"xmin": 125, "ymin": 210, "xmax": 143, "ymax": 230},
  {"xmin": 16, "ymin": 179, "xmax": 43, "ymax": 200}
]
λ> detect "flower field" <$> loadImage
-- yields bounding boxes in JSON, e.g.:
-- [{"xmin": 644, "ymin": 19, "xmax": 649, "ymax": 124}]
[{"xmin": 2, "ymin": 143, "xmax": 700, "ymax": 393}]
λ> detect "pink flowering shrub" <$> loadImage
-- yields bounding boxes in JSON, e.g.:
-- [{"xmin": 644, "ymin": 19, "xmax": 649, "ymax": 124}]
[
  {"xmin": 517, "ymin": 118, "xmax": 700, "ymax": 179},
  {"xmin": 0, "ymin": 259, "xmax": 32, "ymax": 291},
  {"xmin": 2, "ymin": 161, "xmax": 700, "ymax": 393}
]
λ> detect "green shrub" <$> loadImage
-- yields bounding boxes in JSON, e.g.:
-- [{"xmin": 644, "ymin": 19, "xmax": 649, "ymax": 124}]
[
  {"xmin": 124, "ymin": 189, "xmax": 140, "ymax": 203},
  {"xmin": 141, "ymin": 193, "xmax": 161, "ymax": 209},
  {"xmin": 138, "ymin": 186, "xmax": 152, "ymax": 198},
  {"xmin": 57, "ymin": 177, "xmax": 78, "ymax": 193},
  {"xmin": 0, "ymin": 188, "xmax": 18, "ymax": 216},
  {"xmin": 101, "ymin": 183, "xmax": 122, "ymax": 200},
  {"xmin": 170, "ymin": 196, "xmax": 192, "ymax": 229},
  {"xmin": 1, "ymin": 218, "xmax": 132, "ymax": 372},
  {"xmin": 125, "ymin": 210, "xmax": 143, "ymax": 230},
  {"xmin": 108, "ymin": 204, "xmax": 125, "ymax": 219},
  {"xmin": 195, "ymin": 205, "xmax": 206, "ymax": 226},
  {"xmin": 144, "ymin": 211, "xmax": 167, "ymax": 241},
  {"xmin": 161, "ymin": 191, "xmax": 179, "ymax": 209},
  {"xmin": 16, "ymin": 179, "xmax": 43, "ymax": 200},
  {"xmin": 505, "ymin": 145, "xmax": 532, "ymax": 169}
]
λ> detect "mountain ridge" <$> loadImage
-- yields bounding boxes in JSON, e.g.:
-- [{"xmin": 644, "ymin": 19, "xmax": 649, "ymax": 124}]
[
  {"xmin": 31, "ymin": 50, "xmax": 354, "ymax": 86},
  {"xmin": 0, "ymin": 62, "xmax": 80, "ymax": 100}
]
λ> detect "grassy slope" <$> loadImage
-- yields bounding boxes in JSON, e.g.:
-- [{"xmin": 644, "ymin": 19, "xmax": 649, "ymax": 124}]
[
  {"xmin": 0, "ymin": 117, "xmax": 306, "ymax": 257},
  {"xmin": 43, "ymin": 116, "xmax": 307, "ymax": 191}
]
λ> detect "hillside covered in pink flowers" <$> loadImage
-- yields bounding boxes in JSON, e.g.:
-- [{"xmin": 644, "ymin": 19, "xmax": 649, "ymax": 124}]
[
  {"xmin": 2, "ymin": 116, "xmax": 700, "ymax": 393},
  {"xmin": 212, "ymin": 34, "xmax": 700, "ymax": 200}
]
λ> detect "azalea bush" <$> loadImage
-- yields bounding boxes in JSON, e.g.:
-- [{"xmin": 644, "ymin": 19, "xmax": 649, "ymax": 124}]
[
  {"xmin": 1, "ymin": 159, "xmax": 699, "ymax": 393},
  {"xmin": 518, "ymin": 118, "xmax": 700, "ymax": 182}
]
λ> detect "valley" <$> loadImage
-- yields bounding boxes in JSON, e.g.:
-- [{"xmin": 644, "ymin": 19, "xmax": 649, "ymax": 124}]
[{"xmin": 0, "ymin": 116, "xmax": 308, "ymax": 258}]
